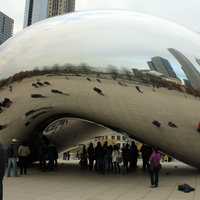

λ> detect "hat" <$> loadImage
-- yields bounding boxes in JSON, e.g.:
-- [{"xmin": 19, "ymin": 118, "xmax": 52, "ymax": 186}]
[{"xmin": 11, "ymin": 138, "xmax": 17, "ymax": 143}]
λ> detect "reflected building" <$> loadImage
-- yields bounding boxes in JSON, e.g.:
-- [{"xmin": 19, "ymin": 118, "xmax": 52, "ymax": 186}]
[
  {"xmin": 0, "ymin": 11, "xmax": 14, "ymax": 45},
  {"xmin": 2, "ymin": 10, "xmax": 200, "ymax": 168},
  {"xmin": 183, "ymin": 79, "xmax": 193, "ymax": 89},
  {"xmin": 24, "ymin": 0, "xmax": 48, "ymax": 27},
  {"xmin": 148, "ymin": 56, "xmax": 177, "ymax": 78},
  {"xmin": 48, "ymin": 0, "xmax": 75, "ymax": 17},
  {"xmin": 168, "ymin": 48, "xmax": 200, "ymax": 91},
  {"xmin": 24, "ymin": 0, "xmax": 75, "ymax": 27},
  {"xmin": 196, "ymin": 58, "xmax": 200, "ymax": 66}
]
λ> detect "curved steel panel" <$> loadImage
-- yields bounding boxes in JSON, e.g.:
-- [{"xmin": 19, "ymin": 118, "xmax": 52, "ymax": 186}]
[{"xmin": 0, "ymin": 10, "xmax": 200, "ymax": 167}]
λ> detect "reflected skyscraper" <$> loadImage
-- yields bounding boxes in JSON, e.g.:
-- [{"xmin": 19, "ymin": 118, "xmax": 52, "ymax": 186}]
[
  {"xmin": 168, "ymin": 48, "xmax": 200, "ymax": 90},
  {"xmin": 24, "ymin": 0, "xmax": 48, "ymax": 27},
  {"xmin": 24, "ymin": 0, "xmax": 75, "ymax": 27},
  {"xmin": 196, "ymin": 58, "xmax": 200, "ymax": 66},
  {"xmin": 48, "ymin": 0, "xmax": 75, "ymax": 17},
  {"xmin": 0, "ymin": 11, "xmax": 14, "ymax": 45},
  {"xmin": 148, "ymin": 56, "xmax": 177, "ymax": 78},
  {"xmin": 2, "ymin": 10, "xmax": 200, "ymax": 169}
]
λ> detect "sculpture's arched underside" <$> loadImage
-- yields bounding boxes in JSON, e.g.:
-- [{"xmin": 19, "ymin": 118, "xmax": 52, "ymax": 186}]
[{"xmin": 1, "ymin": 10, "xmax": 200, "ymax": 168}]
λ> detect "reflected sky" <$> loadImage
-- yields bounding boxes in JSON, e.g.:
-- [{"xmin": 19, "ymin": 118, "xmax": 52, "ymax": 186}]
[{"xmin": 1, "ymin": 10, "xmax": 200, "ymax": 79}]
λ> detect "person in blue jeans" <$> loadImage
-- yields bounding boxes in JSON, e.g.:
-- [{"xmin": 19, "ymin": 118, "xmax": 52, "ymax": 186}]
[{"xmin": 7, "ymin": 139, "xmax": 18, "ymax": 177}]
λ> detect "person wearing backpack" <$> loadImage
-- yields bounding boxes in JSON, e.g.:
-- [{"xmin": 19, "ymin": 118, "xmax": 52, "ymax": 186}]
[
  {"xmin": 18, "ymin": 142, "xmax": 31, "ymax": 175},
  {"xmin": 149, "ymin": 147, "xmax": 161, "ymax": 188}
]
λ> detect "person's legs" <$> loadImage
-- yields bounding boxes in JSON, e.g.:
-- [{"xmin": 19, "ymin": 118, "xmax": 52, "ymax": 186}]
[
  {"xmin": 133, "ymin": 156, "xmax": 138, "ymax": 169},
  {"xmin": 123, "ymin": 160, "xmax": 128, "ymax": 174},
  {"xmin": 12, "ymin": 158, "xmax": 18, "ymax": 177},
  {"xmin": 91, "ymin": 159, "xmax": 94, "ymax": 170},
  {"xmin": 155, "ymin": 169, "xmax": 159, "ymax": 187},
  {"xmin": 48, "ymin": 159, "xmax": 54, "ymax": 170},
  {"xmin": 7, "ymin": 158, "xmax": 12, "ymax": 177},
  {"xmin": 95, "ymin": 159, "xmax": 99, "ymax": 171},
  {"xmin": 0, "ymin": 179, "xmax": 2, "ymax": 200},
  {"xmin": 117, "ymin": 162, "xmax": 120, "ymax": 174},
  {"xmin": 19, "ymin": 157, "xmax": 23, "ymax": 175},
  {"xmin": 113, "ymin": 162, "xmax": 117, "ymax": 173},
  {"xmin": 88, "ymin": 158, "xmax": 91, "ymax": 170},
  {"xmin": 129, "ymin": 159, "xmax": 133, "ymax": 171},
  {"xmin": 54, "ymin": 159, "xmax": 58, "ymax": 168},
  {"xmin": 150, "ymin": 170, "xmax": 155, "ymax": 186},
  {"xmin": 23, "ymin": 157, "xmax": 28, "ymax": 175},
  {"xmin": 142, "ymin": 158, "xmax": 146, "ymax": 170},
  {"xmin": 109, "ymin": 158, "xmax": 113, "ymax": 172},
  {"xmin": 89, "ymin": 158, "xmax": 94, "ymax": 171}
]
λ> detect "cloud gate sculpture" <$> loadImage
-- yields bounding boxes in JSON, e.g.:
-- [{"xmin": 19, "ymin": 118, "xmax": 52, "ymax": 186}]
[{"xmin": 1, "ymin": 10, "xmax": 200, "ymax": 167}]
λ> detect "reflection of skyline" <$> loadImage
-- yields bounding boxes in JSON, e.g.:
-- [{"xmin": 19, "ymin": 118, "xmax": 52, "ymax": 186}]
[
  {"xmin": 168, "ymin": 48, "xmax": 200, "ymax": 91},
  {"xmin": 1, "ymin": 10, "xmax": 200, "ymax": 81},
  {"xmin": 147, "ymin": 56, "xmax": 177, "ymax": 79},
  {"xmin": 196, "ymin": 58, "xmax": 200, "ymax": 66}
]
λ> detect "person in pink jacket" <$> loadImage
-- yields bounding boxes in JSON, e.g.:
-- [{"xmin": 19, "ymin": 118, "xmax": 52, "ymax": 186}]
[{"xmin": 149, "ymin": 147, "xmax": 161, "ymax": 188}]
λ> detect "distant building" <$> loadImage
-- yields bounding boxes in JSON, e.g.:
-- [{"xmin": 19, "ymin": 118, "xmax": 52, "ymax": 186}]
[
  {"xmin": 168, "ymin": 48, "xmax": 200, "ymax": 91},
  {"xmin": 24, "ymin": 0, "xmax": 75, "ymax": 27},
  {"xmin": 132, "ymin": 68, "xmax": 144, "ymax": 79},
  {"xmin": 48, "ymin": 0, "xmax": 75, "ymax": 17},
  {"xmin": 196, "ymin": 58, "xmax": 200, "ymax": 66},
  {"xmin": 148, "ymin": 56, "xmax": 177, "ymax": 78},
  {"xmin": 147, "ymin": 61, "xmax": 157, "ymax": 71},
  {"xmin": 0, "ymin": 11, "xmax": 14, "ymax": 45},
  {"xmin": 183, "ymin": 79, "xmax": 193, "ymax": 89},
  {"xmin": 24, "ymin": 0, "xmax": 48, "ymax": 27}
]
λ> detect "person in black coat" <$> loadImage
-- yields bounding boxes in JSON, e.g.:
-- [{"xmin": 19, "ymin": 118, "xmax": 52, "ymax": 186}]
[
  {"xmin": 87, "ymin": 143, "xmax": 95, "ymax": 171},
  {"xmin": 122, "ymin": 143, "xmax": 130, "ymax": 173},
  {"xmin": 140, "ymin": 144, "xmax": 152, "ymax": 171}
]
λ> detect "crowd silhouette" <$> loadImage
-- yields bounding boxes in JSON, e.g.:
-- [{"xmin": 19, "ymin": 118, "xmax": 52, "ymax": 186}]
[
  {"xmin": 79, "ymin": 141, "xmax": 141, "ymax": 174},
  {"xmin": 78, "ymin": 141, "xmax": 162, "ymax": 187}
]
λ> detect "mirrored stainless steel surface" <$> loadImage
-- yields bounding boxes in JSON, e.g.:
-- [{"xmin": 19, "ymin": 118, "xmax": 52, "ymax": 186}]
[{"xmin": 0, "ymin": 10, "xmax": 200, "ymax": 167}]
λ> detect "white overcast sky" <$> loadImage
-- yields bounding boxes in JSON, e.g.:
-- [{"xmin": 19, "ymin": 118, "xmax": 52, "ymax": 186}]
[{"xmin": 0, "ymin": 0, "xmax": 200, "ymax": 34}]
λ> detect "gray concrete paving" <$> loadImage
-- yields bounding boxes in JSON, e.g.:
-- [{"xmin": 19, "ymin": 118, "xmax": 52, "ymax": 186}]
[{"xmin": 4, "ymin": 161, "xmax": 200, "ymax": 200}]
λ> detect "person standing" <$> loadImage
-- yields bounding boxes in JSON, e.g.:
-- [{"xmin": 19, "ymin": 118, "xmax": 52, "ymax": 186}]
[
  {"xmin": 38, "ymin": 140, "xmax": 48, "ymax": 171},
  {"xmin": 102, "ymin": 141, "xmax": 108, "ymax": 173},
  {"xmin": 47, "ymin": 143, "xmax": 58, "ymax": 170},
  {"xmin": 112, "ymin": 145, "xmax": 121, "ymax": 174},
  {"xmin": 7, "ymin": 139, "xmax": 18, "ymax": 177},
  {"xmin": 94, "ymin": 142, "xmax": 104, "ymax": 173},
  {"xmin": 129, "ymin": 141, "xmax": 138, "ymax": 171},
  {"xmin": 87, "ymin": 143, "xmax": 95, "ymax": 171},
  {"xmin": 107, "ymin": 145, "xmax": 113, "ymax": 172},
  {"xmin": 0, "ymin": 143, "xmax": 5, "ymax": 200},
  {"xmin": 149, "ymin": 147, "xmax": 162, "ymax": 188},
  {"xmin": 122, "ymin": 144, "xmax": 130, "ymax": 174},
  {"xmin": 140, "ymin": 144, "xmax": 152, "ymax": 171},
  {"xmin": 18, "ymin": 142, "xmax": 31, "ymax": 175},
  {"xmin": 80, "ymin": 145, "xmax": 87, "ymax": 169}
]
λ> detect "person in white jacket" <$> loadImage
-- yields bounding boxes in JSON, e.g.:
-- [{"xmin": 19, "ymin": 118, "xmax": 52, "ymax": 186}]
[
  {"xmin": 18, "ymin": 142, "xmax": 31, "ymax": 175},
  {"xmin": 112, "ymin": 145, "xmax": 121, "ymax": 174}
]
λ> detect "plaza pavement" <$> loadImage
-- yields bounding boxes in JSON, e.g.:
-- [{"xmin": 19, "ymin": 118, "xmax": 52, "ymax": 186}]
[{"xmin": 4, "ymin": 161, "xmax": 200, "ymax": 200}]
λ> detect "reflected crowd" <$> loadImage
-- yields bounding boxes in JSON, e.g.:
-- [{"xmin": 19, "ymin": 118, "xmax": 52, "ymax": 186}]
[
  {"xmin": 75, "ymin": 141, "xmax": 162, "ymax": 187},
  {"xmin": 78, "ymin": 141, "xmax": 150, "ymax": 174}
]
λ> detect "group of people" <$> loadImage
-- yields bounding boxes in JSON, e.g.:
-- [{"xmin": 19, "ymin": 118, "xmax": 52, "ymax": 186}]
[
  {"xmin": 7, "ymin": 139, "xmax": 31, "ymax": 177},
  {"xmin": 79, "ymin": 141, "xmax": 139, "ymax": 173},
  {"xmin": 79, "ymin": 141, "xmax": 162, "ymax": 188}
]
